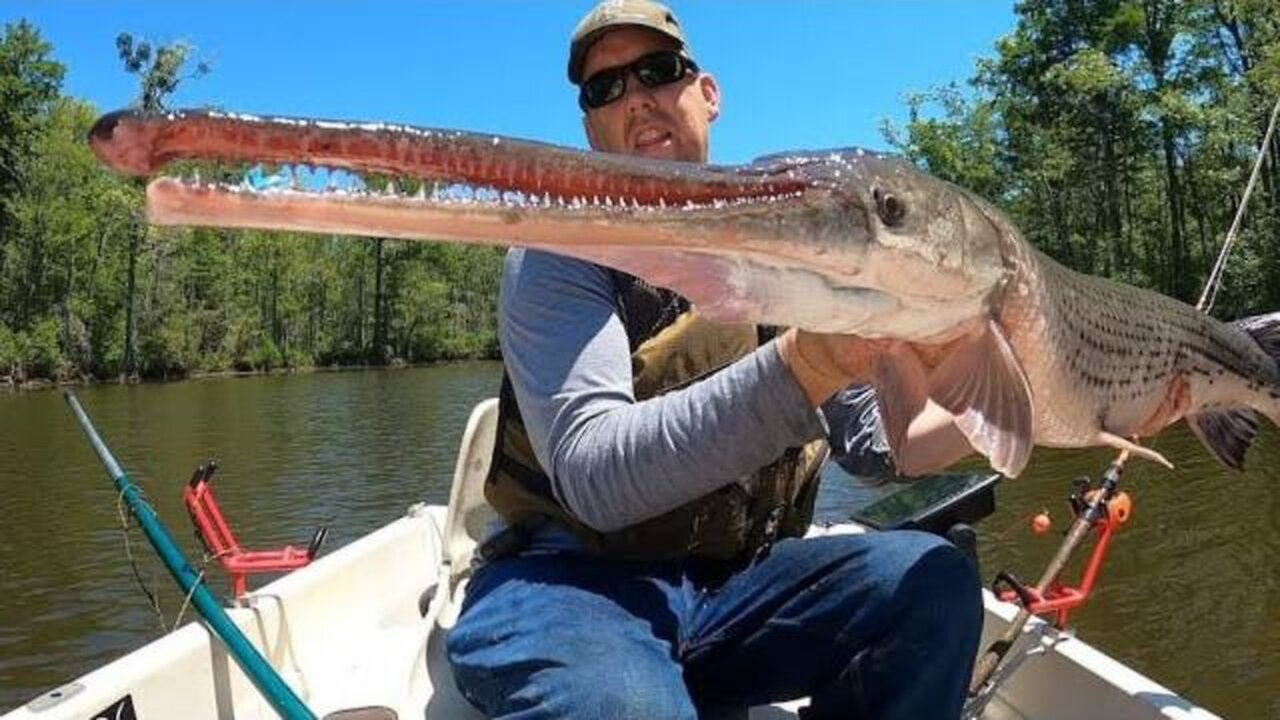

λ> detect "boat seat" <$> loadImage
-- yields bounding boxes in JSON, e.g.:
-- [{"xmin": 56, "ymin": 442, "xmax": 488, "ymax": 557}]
[
  {"xmin": 438, "ymin": 398, "xmax": 501, "ymax": 603},
  {"xmin": 421, "ymin": 399, "xmax": 500, "ymax": 720}
]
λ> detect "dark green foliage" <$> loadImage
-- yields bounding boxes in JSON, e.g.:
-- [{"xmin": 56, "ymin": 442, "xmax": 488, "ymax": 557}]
[
  {"xmin": 0, "ymin": 20, "xmax": 65, "ymax": 340},
  {"xmin": 0, "ymin": 21, "xmax": 63, "ymax": 197},
  {"xmin": 0, "ymin": 24, "xmax": 503, "ymax": 385},
  {"xmin": 114, "ymin": 34, "xmax": 211, "ymax": 378},
  {"xmin": 886, "ymin": 0, "xmax": 1280, "ymax": 317}
]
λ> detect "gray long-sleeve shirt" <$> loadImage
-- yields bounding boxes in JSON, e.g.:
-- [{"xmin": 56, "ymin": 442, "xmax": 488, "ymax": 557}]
[{"xmin": 500, "ymin": 247, "xmax": 890, "ymax": 534}]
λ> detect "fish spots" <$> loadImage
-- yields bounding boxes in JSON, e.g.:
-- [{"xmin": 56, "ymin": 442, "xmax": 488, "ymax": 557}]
[
  {"xmin": 1035, "ymin": 256, "xmax": 1276, "ymax": 418},
  {"xmin": 1054, "ymin": 283, "xmax": 1154, "ymax": 398}
]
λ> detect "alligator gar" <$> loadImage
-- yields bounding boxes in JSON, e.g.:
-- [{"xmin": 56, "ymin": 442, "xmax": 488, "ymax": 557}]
[{"xmin": 87, "ymin": 109, "xmax": 1280, "ymax": 478}]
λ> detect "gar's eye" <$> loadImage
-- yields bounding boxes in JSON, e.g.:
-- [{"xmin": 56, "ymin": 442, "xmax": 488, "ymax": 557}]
[{"xmin": 873, "ymin": 187, "xmax": 906, "ymax": 227}]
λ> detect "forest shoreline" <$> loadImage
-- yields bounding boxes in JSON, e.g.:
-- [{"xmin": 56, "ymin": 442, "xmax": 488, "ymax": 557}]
[{"xmin": 0, "ymin": 354, "xmax": 502, "ymax": 394}]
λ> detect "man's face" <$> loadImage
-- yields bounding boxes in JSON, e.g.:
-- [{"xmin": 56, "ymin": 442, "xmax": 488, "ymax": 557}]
[{"xmin": 579, "ymin": 27, "xmax": 719, "ymax": 162}]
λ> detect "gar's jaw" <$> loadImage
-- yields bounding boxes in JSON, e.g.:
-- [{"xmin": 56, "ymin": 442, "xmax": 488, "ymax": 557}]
[
  {"xmin": 88, "ymin": 110, "xmax": 999, "ymax": 338},
  {"xmin": 88, "ymin": 109, "xmax": 827, "ymax": 247}
]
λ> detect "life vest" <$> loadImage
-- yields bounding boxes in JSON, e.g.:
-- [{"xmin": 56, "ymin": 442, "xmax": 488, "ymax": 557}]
[{"xmin": 484, "ymin": 270, "xmax": 828, "ymax": 562}]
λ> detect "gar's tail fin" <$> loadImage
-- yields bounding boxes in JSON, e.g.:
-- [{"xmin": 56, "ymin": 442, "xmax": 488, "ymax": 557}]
[
  {"xmin": 1238, "ymin": 311, "xmax": 1280, "ymax": 428},
  {"xmin": 1236, "ymin": 311, "xmax": 1280, "ymax": 364},
  {"xmin": 1186, "ymin": 312, "xmax": 1280, "ymax": 471}
]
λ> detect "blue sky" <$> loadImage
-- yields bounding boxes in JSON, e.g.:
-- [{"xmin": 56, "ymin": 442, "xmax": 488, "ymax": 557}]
[{"xmin": 4, "ymin": 3, "xmax": 1015, "ymax": 164}]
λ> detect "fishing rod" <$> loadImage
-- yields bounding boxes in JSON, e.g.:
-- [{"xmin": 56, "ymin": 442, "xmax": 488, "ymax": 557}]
[{"xmin": 64, "ymin": 391, "xmax": 317, "ymax": 720}]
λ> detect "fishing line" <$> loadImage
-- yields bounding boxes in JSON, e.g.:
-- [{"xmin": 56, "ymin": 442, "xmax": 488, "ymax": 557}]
[
  {"xmin": 172, "ymin": 566, "xmax": 208, "ymax": 632},
  {"xmin": 116, "ymin": 485, "xmax": 217, "ymax": 632},
  {"xmin": 116, "ymin": 486, "xmax": 166, "ymax": 632},
  {"xmin": 1196, "ymin": 93, "xmax": 1280, "ymax": 314}
]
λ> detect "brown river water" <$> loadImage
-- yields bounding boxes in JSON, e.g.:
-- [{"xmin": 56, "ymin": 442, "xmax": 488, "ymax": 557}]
[{"xmin": 1, "ymin": 363, "xmax": 1277, "ymax": 717}]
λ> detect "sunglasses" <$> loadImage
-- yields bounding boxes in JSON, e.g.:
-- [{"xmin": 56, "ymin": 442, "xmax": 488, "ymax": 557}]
[{"xmin": 578, "ymin": 50, "xmax": 700, "ymax": 111}]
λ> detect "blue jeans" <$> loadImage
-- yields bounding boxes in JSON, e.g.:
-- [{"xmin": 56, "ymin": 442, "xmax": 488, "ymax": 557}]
[{"xmin": 446, "ymin": 531, "xmax": 982, "ymax": 719}]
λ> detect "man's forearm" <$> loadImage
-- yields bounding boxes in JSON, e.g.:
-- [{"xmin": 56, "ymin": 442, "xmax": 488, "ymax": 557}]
[
  {"xmin": 546, "ymin": 340, "xmax": 825, "ymax": 531},
  {"xmin": 502, "ymin": 249, "xmax": 826, "ymax": 533}
]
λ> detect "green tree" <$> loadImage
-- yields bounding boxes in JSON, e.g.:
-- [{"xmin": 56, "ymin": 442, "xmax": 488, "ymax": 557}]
[
  {"xmin": 114, "ymin": 33, "xmax": 209, "ymax": 379},
  {"xmin": 888, "ymin": 0, "xmax": 1280, "ymax": 315},
  {"xmin": 8, "ymin": 98, "xmax": 136, "ymax": 379},
  {"xmin": 114, "ymin": 34, "xmax": 209, "ymax": 113},
  {"xmin": 0, "ymin": 21, "xmax": 64, "ymax": 325}
]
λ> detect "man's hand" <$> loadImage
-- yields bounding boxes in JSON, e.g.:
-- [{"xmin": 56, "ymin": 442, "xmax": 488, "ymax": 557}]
[
  {"xmin": 776, "ymin": 329, "xmax": 879, "ymax": 407},
  {"xmin": 777, "ymin": 329, "xmax": 976, "ymax": 473}
]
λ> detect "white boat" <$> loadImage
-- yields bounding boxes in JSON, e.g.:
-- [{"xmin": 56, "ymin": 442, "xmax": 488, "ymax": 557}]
[{"xmin": 2, "ymin": 399, "xmax": 1222, "ymax": 720}]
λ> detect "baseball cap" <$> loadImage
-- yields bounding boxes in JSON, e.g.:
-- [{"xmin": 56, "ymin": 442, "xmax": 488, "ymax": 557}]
[{"xmin": 567, "ymin": 0, "xmax": 694, "ymax": 84}]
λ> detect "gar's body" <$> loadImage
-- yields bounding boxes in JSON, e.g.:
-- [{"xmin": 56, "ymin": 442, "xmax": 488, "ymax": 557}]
[
  {"xmin": 87, "ymin": 109, "xmax": 1280, "ymax": 476},
  {"xmin": 998, "ymin": 236, "xmax": 1278, "ymax": 455}
]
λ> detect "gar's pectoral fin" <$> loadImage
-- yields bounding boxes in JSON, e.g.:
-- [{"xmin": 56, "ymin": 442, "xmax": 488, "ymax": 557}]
[{"xmin": 926, "ymin": 320, "xmax": 1035, "ymax": 477}]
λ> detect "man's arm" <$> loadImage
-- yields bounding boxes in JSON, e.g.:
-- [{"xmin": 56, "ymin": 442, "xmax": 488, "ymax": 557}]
[
  {"xmin": 501, "ymin": 248, "xmax": 826, "ymax": 533},
  {"xmin": 821, "ymin": 379, "xmax": 975, "ymax": 479},
  {"xmin": 823, "ymin": 385, "xmax": 896, "ymax": 480}
]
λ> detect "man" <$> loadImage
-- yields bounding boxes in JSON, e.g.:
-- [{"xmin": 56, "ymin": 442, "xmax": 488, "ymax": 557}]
[{"xmin": 446, "ymin": 3, "xmax": 983, "ymax": 718}]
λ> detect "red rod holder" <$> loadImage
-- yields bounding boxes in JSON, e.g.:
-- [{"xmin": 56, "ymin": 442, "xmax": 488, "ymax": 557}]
[
  {"xmin": 183, "ymin": 462, "xmax": 327, "ymax": 597},
  {"xmin": 997, "ymin": 491, "xmax": 1132, "ymax": 629}
]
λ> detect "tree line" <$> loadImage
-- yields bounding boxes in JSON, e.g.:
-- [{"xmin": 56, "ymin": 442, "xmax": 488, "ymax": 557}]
[
  {"xmin": 3, "ymin": 1, "xmax": 1280, "ymax": 386},
  {"xmin": 885, "ymin": 0, "xmax": 1280, "ymax": 315},
  {"xmin": 0, "ymin": 22, "xmax": 502, "ymax": 385}
]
